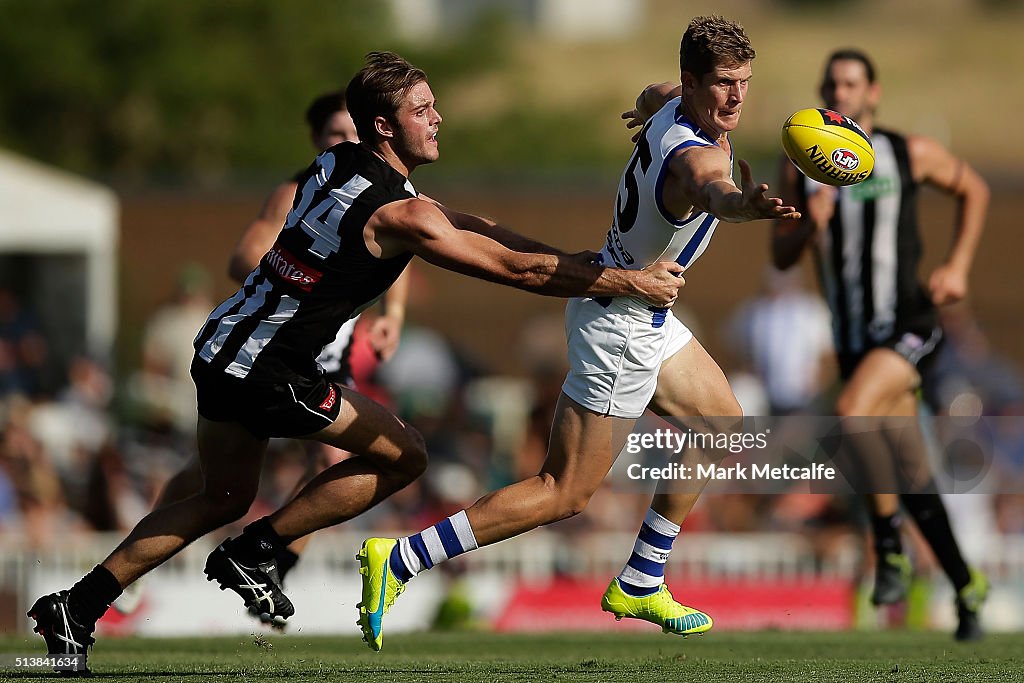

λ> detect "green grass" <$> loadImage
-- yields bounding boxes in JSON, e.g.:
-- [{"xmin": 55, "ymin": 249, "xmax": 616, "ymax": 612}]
[{"xmin": 2, "ymin": 631, "xmax": 1023, "ymax": 682}]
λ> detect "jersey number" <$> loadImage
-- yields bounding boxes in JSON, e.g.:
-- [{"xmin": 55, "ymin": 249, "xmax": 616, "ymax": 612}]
[
  {"xmin": 284, "ymin": 152, "xmax": 371, "ymax": 260},
  {"xmin": 615, "ymin": 124, "xmax": 653, "ymax": 234}
]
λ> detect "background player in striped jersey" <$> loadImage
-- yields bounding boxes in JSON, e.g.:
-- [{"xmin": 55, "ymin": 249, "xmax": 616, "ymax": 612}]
[
  {"xmin": 357, "ymin": 16, "xmax": 802, "ymax": 651},
  {"xmin": 772, "ymin": 48, "xmax": 990, "ymax": 640},
  {"xmin": 27, "ymin": 51, "xmax": 685, "ymax": 674}
]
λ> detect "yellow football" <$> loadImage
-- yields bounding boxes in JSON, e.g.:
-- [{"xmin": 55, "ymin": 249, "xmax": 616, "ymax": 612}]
[{"xmin": 781, "ymin": 108, "xmax": 874, "ymax": 186}]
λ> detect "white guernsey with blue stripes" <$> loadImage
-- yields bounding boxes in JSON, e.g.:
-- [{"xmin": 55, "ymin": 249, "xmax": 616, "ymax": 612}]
[
  {"xmin": 598, "ymin": 96, "xmax": 729, "ymax": 282},
  {"xmin": 560, "ymin": 98, "xmax": 729, "ymax": 419}
]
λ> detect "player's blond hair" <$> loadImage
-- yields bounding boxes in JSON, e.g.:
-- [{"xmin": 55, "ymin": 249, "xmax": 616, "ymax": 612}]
[
  {"xmin": 680, "ymin": 16, "xmax": 755, "ymax": 79},
  {"xmin": 346, "ymin": 51, "xmax": 428, "ymax": 142}
]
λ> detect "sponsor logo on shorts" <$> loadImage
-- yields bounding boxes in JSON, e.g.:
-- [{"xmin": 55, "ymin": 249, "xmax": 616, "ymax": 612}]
[
  {"xmin": 263, "ymin": 244, "xmax": 323, "ymax": 292},
  {"xmin": 900, "ymin": 333, "xmax": 924, "ymax": 350},
  {"xmin": 831, "ymin": 148, "xmax": 860, "ymax": 171},
  {"xmin": 319, "ymin": 384, "xmax": 337, "ymax": 412}
]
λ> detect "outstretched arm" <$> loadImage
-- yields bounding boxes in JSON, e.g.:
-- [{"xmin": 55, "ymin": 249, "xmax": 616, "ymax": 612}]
[
  {"xmin": 622, "ymin": 82, "xmax": 681, "ymax": 142},
  {"xmin": 909, "ymin": 135, "xmax": 989, "ymax": 305},
  {"xmin": 419, "ymin": 194, "xmax": 569, "ymax": 256},
  {"xmin": 369, "ymin": 198, "xmax": 684, "ymax": 306},
  {"xmin": 669, "ymin": 145, "xmax": 801, "ymax": 224},
  {"xmin": 771, "ymin": 157, "xmax": 829, "ymax": 270},
  {"xmin": 228, "ymin": 181, "xmax": 297, "ymax": 283}
]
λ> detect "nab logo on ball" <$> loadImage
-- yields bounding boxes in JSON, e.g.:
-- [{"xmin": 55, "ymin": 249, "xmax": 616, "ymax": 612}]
[
  {"xmin": 831, "ymin": 148, "xmax": 860, "ymax": 171},
  {"xmin": 781, "ymin": 108, "xmax": 875, "ymax": 187}
]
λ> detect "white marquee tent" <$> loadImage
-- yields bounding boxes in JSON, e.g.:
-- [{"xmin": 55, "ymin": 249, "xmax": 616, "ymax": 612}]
[{"xmin": 0, "ymin": 149, "xmax": 118, "ymax": 358}]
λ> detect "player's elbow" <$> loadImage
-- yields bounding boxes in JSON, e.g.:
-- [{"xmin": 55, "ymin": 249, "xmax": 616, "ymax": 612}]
[
  {"xmin": 969, "ymin": 174, "xmax": 990, "ymax": 206},
  {"xmin": 771, "ymin": 245, "xmax": 798, "ymax": 271},
  {"xmin": 227, "ymin": 254, "xmax": 249, "ymax": 283}
]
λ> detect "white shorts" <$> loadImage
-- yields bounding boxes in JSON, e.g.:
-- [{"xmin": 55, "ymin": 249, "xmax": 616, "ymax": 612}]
[{"xmin": 561, "ymin": 296, "xmax": 693, "ymax": 419}]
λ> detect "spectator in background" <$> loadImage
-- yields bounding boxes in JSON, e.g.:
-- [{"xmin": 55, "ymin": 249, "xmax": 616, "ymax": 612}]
[
  {"xmin": 0, "ymin": 287, "xmax": 50, "ymax": 398},
  {"xmin": 131, "ymin": 263, "xmax": 215, "ymax": 436},
  {"xmin": 0, "ymin": 395, "xmax": 68, "ymax": 549},
  {"xmin": 726, "ymin": 266, "xmax": 835, "ymax": 416}
]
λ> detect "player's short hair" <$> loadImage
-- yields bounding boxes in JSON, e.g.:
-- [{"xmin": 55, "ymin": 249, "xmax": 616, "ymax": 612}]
[
  {"xmin": 304, "ymin": 91, "xmax": 347, "ymax": 136},
  {"xmin": 679, "ymin": 15, "xmax": 755, "ymax": 80},
  {"xmin": 346, "ymin": 51, "xmax": 428, "ymax": 142},
  {"xmin": 824, "ymin": 49, "xmax": 877, "ymax": 84}
]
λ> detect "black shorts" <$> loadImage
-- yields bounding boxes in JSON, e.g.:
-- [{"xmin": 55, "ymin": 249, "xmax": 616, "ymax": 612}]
[
  {"xmin": 191, "ymin": 357, "xmax": 343, "ymax": 439},
  {"xmin": 837, "ymin": 324, "xmax": 944, "ymax": 381}
]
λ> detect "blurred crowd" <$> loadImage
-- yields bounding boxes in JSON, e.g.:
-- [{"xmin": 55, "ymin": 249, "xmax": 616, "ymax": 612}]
[{"xmin": 2, "ymin": 267, "xmax": 1024, "ymax": 577}]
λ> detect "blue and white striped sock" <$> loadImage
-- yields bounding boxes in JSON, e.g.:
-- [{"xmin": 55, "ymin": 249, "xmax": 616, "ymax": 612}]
[
  {"xmin": 388, "ymin": 510, "xmax": 479, "ymax": 583},
  {"xmin": 617, "ymin": 508, "xmax": 680, "ymax": 597}
]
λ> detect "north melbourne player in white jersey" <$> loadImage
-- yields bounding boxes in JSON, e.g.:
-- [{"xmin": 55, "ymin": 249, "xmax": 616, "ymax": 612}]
[
  {"xmin": 565, "ymin": 97, "xmax": 734, "ymax": 417},
  {"xmin": 600, "ymin": 96, "xmax": 728, "ymax": 277},
  {"xmin": 367, "ymin": 16, "xmax": 802, "ymax": 649}
]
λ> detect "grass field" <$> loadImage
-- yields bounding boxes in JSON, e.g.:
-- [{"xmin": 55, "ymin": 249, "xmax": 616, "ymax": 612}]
[{"xmin": 2, "ymin": 630, "xmax": 1023, "ymax": 682}]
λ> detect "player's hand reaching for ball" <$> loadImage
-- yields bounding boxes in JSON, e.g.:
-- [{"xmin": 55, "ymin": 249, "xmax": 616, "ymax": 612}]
[
  {"xmin": 634, "ymin": 261, "xmax": 685, "ymax": 307},
  {"xmin": 738, "ymin": 159, "xmax": 801, "ymax": 221}
]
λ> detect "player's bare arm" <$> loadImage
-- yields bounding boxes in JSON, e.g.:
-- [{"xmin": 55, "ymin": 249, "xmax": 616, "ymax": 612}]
[
  {"xmin": 770, "ymin": 157, "xmax": 831, "ymax": 269},
  {"xmin": 908, "ymin": 134, "xmax": 989, "ymax": 305},
  {"xmin": 622, "ymin": 82, "xmax": 682, "ymax": 142},
  {"xmin": 665, "ymin": 145, "xmax": 800, "ymax": 224},
  {"xmin": 369, "ymin": 267, "xmax": 410, "ymax": 361},
  {"xmin": 418, "ymin": 193, "xmax": 569, "ymax": 257},
  {"xmin": 368, "ymin": 198, "xmax": 684, "ymax": 306},
  {"xmin": 228, "ymin": 180, "xmax": 298, "ymax": 282}
]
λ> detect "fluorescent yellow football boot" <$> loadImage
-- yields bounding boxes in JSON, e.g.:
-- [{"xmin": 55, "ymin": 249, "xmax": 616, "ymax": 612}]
[
  {"xmin": 601, "ymin": 578, "xmax": 712, "ymax": 636},
  {"xmin": 356, "ymin": 538, "xmax": 406, "ymax": 652},
  {"xmin": 955, "ymin": 568, "xmax": 989, "ymax": 642},
  {"xmin": 871, "ymin": 552, "xmax": 912, "ymax": 605}
]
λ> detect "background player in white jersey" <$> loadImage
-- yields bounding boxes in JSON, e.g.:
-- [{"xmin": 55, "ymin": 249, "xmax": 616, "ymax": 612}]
[
  {"xmin": 27, "ymin": 52, "xmax": 685, "ymax": 675},
  {"xmin": 358, "ymin": 16, "xmax": 800, "ymax": 651},
  {"xmin": 772, "ymin": 49, "xmax": 990, "ymax": 639}
]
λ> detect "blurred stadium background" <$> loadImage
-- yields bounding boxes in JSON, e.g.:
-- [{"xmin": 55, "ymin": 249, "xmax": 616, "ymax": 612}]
[{"xmin": 1, "ymin": 0, "xmax": 1023, "ymax": 641}]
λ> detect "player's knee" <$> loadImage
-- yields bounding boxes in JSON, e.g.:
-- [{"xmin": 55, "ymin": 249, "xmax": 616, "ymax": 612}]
[
  {"xmin": 398, "ymin": 427, "xmax": 429, "ymax": 480},
  {"xmin": 836, "ymin": 392, "xmax": 868, "ymax": 418},
  {"xmin": 201, "ymin": 487, "xmax": 257, "ymax": 525},
  {"xmin": 558, "ymin": 491, "xmax": 593, "ymax": 519},
  {"xmin": 537, "ymin": 473, "xmax": 592, "ymax": 521}
]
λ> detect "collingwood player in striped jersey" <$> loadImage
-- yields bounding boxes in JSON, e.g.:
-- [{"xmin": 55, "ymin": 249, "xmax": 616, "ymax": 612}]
[
  {"xmin": 129, "ymin": 91, "xmax": 413, "ymax": 624},
  {"xmin": 27, "ymin": 51, "xmax": 685, "ymax": 673},
  {"xmin": 228, "ymin": 90, "xmax": 410, "ymax": 386},
  {"xmin": 772, "ymin": 49, "xmax": 990, "ymax": 640}
]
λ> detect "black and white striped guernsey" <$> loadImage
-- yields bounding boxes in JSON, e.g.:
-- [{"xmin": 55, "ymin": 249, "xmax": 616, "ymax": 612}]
[
  {"xmin": 194, "ymin": 142, "xmax": 416, "ymax": 386},
  {"xmin": 802, "ymin": 128, "xmax": 937, "ymax": 355}
]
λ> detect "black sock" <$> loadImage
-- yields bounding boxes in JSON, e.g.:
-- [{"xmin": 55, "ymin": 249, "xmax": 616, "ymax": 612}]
[
  {"xmin": 276, "ymin": 547, "xmax": 301, "ymax": 582},
  {"xmin": 67, "ymin": 565, "xmax": 122, "ymax": 625},
  {"xmin": 226, "ymin": 517, "xmax": 285, "ymax": 565},
  {"xmin": 901, "ymin": 493, "xmax": 972, "ymax": 591},
  {"xmin": 871, "ymin": 512, "xmax": 903, "ymax": 556}
]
